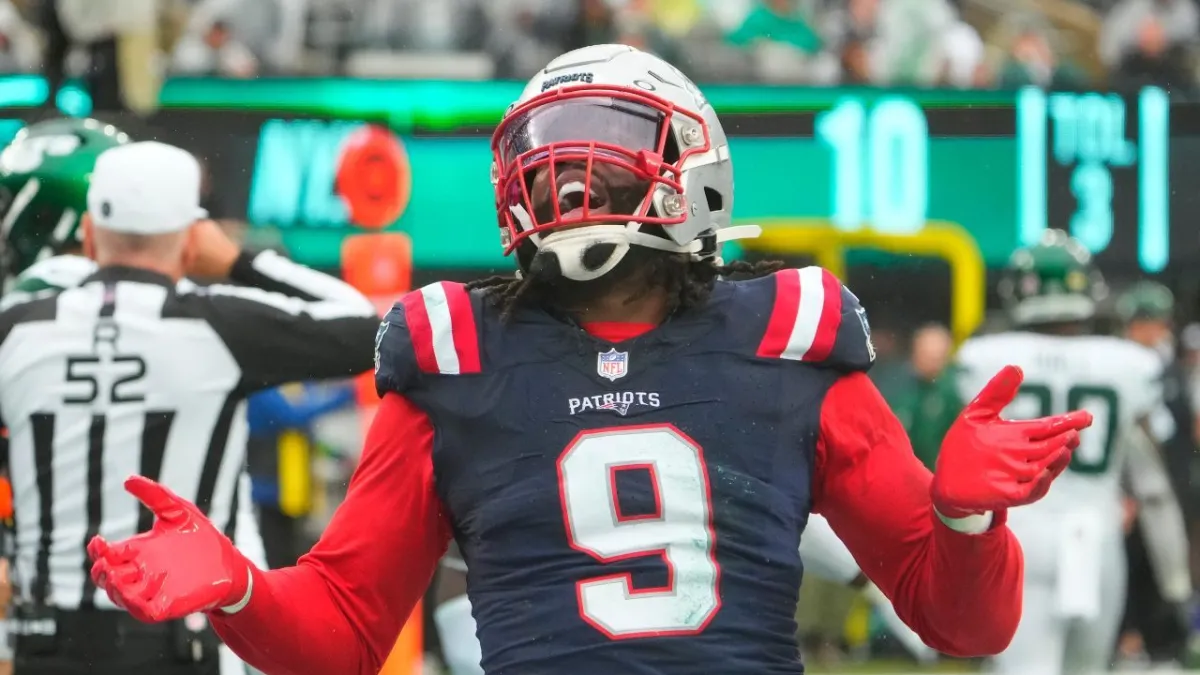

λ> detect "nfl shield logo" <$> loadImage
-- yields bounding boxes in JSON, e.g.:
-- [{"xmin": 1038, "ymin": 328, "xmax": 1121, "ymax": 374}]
[{"xmin": 597, "ymin": 348, "xmax": 629, "ymax": 381}]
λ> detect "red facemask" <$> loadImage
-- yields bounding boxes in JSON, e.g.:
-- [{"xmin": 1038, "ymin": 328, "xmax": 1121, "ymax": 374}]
[{"xmin": 490, "ymin": 84, "xmax": 712, "ymax": 256}]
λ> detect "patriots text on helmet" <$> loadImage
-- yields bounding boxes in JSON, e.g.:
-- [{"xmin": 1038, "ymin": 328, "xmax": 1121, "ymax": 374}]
[{"xmin": 540, "ymin": 72, "xmax": 594, "ymax": 92}]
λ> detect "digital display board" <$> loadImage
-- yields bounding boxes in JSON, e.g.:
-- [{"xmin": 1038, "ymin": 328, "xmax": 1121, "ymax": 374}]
[
  {"xmin": 0, "ymin": 77, "xmax": 1195, "ymax": 273},
  {"xmin": 227, "ymin": 85, "xmax": 1194, "ymax": 272},
  {"xmin": 806, "ymin": 87, "xmax": 1177, "ymax": 272}
]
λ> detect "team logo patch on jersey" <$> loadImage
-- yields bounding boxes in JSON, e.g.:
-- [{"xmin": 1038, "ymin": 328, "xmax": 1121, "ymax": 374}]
[
  {"xmin": 373, "ymin": 322, "xmax": 389, "ymax": 374},
  {"xmin": 597, "ymin": 348, "xmax": 629, "ymax": 381},
  {"xmin": 855, "ymin": 308, "xmax": 876, "ymax": 362},
  {"xmin": 569, "ymin": 391, "xmax": 660, "ymax": 416}
]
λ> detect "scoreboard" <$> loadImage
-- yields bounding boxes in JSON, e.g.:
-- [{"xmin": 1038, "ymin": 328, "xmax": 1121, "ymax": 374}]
[
  {"xmin": 790, "ymin": 86, "xmax": 1176, "ymax": 273},
  {"xmin": 0, "ymin": 77, "xmax": 1194, "ymax": 272}
]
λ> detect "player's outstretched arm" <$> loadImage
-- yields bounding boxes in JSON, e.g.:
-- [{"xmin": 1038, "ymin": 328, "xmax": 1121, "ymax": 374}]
[
  {"xmin": 812, "ymin": 367, "xmax": 1090, "ymax": 657},
  {"xmin": 210, "ymin": 392, "xmax": 453, "ymax": 674},
  {"xmin": 90, "ymin": 393, "xmax": 452, "ymax": 675}
]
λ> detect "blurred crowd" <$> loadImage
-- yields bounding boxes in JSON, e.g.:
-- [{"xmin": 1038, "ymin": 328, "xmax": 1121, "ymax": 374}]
[{"xmin": 0, "ymin": 0, "xmax": 1190, "ymax": 97}]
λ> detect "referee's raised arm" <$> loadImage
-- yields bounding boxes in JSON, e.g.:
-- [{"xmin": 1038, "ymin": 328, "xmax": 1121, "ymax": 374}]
[{"xmin": 170, "ymin": 220, "xmax": 381, "ymax": 391}]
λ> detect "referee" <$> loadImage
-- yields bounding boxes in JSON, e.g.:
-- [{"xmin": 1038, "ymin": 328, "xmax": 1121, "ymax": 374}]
[{"xmin": 0, "ymin": 141, "xmax": 380, "ymax": 674}]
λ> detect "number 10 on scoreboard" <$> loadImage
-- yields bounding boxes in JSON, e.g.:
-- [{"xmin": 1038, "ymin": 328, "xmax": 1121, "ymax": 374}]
[{"xmin": 816, "ymin": 96, "xmax": 930, "ymax": 234}]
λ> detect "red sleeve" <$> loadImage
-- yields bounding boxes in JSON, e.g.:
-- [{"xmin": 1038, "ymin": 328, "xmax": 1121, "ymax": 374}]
[
  {"xmin": 209, "ymin": 393, "xmax": 453, "ymax": 675},
  {"xmin": 811, "ymin": 372, "xmax": 1023, "ymax": 657}
]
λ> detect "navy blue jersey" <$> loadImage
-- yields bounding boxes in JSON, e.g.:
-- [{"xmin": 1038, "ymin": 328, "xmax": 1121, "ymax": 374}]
[{"xmin": 374, "ymin": 267, "xmax": 875, "ymax": 674}]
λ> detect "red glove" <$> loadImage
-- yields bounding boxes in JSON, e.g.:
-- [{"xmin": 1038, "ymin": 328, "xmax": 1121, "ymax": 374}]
[
  {"xmin": 87, "ymin": 476, "xmax": 249, "ymax": 623},
  {"xmin": 932, "ymin": 365, "xmax": 1093, "ymax": 519}
]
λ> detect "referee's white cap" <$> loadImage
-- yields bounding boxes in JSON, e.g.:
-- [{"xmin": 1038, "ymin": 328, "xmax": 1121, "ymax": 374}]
[{"xmin": 87, "ymin": 141, "xmax": 209, "ymax": 235}]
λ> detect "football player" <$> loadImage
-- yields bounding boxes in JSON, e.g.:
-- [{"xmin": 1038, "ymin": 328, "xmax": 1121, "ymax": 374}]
[
  {"xmin": 88, "ymin": 45, "xmax": 1091, "ymax": 675},
  {"xmin": 1114, "ymin": 281, "xmax": 1193, "ymax": 667},
  {"xmin": 957, "ymin": 229, "xmax": 1165, "ymax": 675}
]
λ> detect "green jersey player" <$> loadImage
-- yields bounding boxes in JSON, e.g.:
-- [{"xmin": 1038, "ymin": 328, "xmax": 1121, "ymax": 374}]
[
  {"xmin": 957, "ymin": 229, "xmax": 1164, "ymax": 675},
  {"xmin": 0, "ymin": 117, "xmax": 129, "ymax": 300}
]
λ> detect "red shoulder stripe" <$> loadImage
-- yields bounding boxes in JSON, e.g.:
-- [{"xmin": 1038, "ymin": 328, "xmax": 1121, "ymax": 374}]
[
  {"xmin": 401, "ymin": 290, "xmax": 438, "ymax": 374},
  {"xmin": 401, "ymin": 282, "xmax": 481, "ymax": 375},
  {"xmin": 443, "ymin": 282, "xmax": 481, "ymax": 374},
  {"xmin": 757, "ymin": 269, "xmax": 801, "ymax": 359},
  {"xmin": 804, "ymin": 268, "xmax": 843, "ymax": 362},
  {"xmin": 757, "ymin": 267, "xmax": 843, "ymax": 362}
]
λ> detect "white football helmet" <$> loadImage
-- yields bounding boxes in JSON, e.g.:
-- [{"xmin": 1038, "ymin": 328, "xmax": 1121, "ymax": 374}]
[{"xmin": 490, "ymin": 44, "xmax": 758, "ymax": 282}]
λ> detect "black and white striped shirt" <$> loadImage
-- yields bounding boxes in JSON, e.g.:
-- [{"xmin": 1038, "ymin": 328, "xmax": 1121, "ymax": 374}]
[{"xmin": 0, "ymin": 250, "xmax": 379, "ymax": 611}]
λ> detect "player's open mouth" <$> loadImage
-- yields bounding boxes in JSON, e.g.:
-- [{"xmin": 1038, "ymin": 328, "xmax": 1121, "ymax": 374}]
[
  {"xmin": 528, "ymin": 160, "xmax": 654, "ymax": 229},
  {"xmin": 556, "ymin": 180, "xmax": 608, "ymax": 220},
  {"xmin": 537, "ymin": 167, "xmax": 611, "ymax": 223}
]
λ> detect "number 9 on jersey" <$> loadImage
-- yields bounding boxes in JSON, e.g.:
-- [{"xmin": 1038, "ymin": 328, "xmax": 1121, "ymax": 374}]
[{"xmin": 557, "ymin": 424, "xmax": 722, "ymax": 639}]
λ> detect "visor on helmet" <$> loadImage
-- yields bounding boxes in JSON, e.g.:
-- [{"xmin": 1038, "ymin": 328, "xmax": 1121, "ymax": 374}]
[
  {"xmin": 492, "ymin": 87, "xmax": 708, "ymax": 255},
  {"xmin": 497, "ymin": 97, "xmax": 664, "ymax": 167}
]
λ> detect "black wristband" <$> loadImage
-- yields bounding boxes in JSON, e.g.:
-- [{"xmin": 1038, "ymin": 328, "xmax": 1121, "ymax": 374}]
[{"xmin": 227, "ymin": 250, "xmax": 262, "ymax": 286}]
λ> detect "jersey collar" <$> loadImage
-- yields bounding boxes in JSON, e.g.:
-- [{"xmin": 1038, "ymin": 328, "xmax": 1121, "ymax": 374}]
[{"xmin": 84, "ymin": 265, "xmax": 175, "ymax": 288}]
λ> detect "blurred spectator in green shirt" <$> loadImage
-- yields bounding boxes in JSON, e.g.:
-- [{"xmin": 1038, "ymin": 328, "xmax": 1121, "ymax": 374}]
[
  {"xmin": 876, "ymin": 323, "xmax": 962, "ymax": 471},
  {"xmin": 725, "ymin": 0, "xmax": 821, "ymax": 53}
]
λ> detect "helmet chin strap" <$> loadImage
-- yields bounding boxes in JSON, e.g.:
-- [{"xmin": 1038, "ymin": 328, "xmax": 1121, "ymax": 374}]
[
  {"xmin": 536, "ymin": 222, "xmax": 763, "ymax": 282},
  {"xmin": 710, "ymin": 225, "xmax": 762, "ymax": 265}
]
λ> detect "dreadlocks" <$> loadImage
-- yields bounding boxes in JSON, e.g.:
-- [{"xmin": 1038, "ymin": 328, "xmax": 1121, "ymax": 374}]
[{"xmin": 467, "ymin": 252, "xmax": 784, "ymax": 321}]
